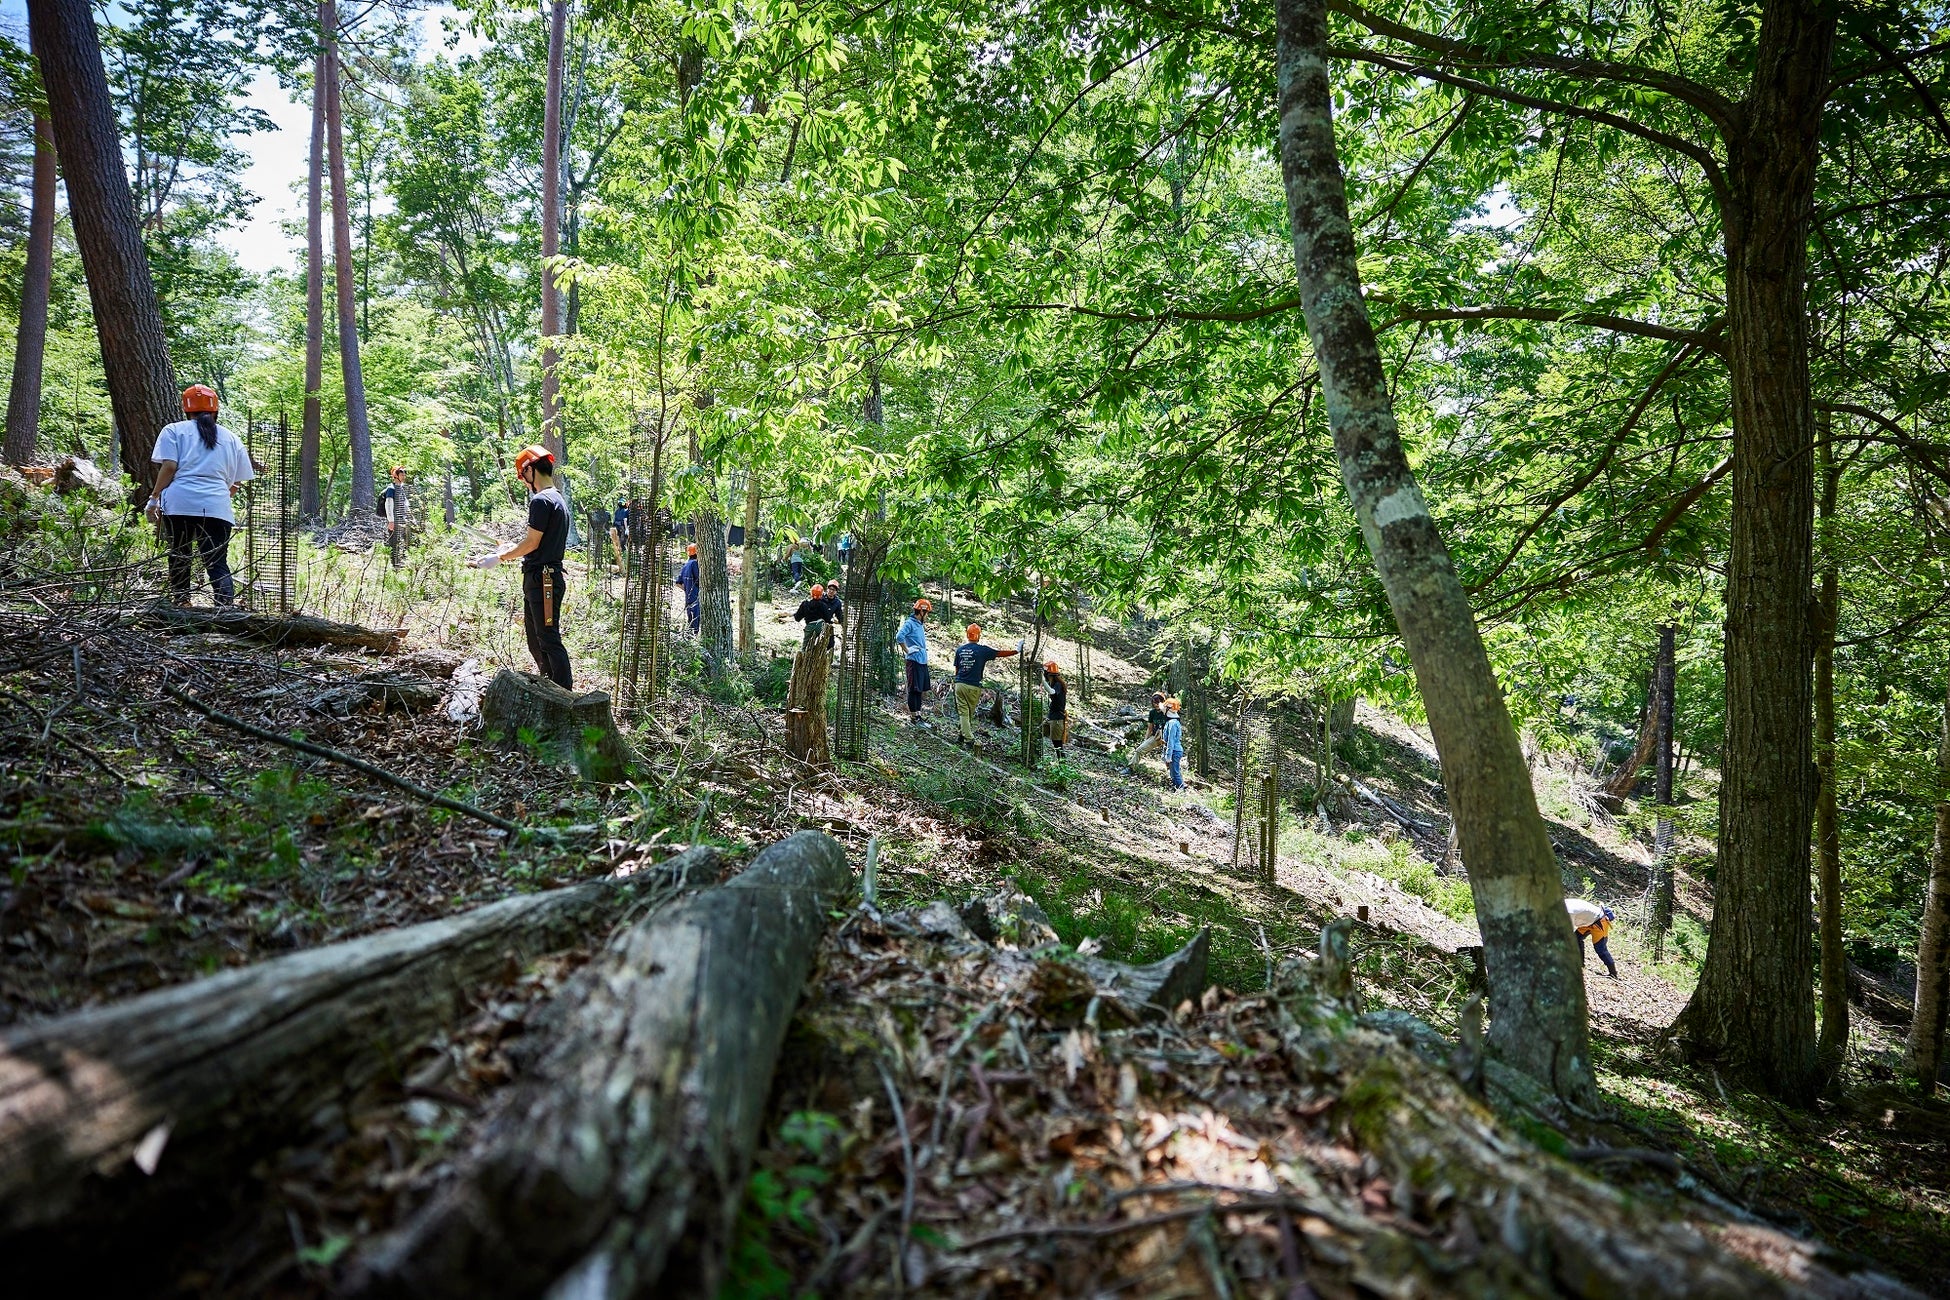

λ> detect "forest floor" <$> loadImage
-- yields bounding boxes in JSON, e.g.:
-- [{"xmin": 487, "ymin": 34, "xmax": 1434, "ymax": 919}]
[{"xmin": 3, "ymin": 544, "xmax": 1947, "ymax": 1296}]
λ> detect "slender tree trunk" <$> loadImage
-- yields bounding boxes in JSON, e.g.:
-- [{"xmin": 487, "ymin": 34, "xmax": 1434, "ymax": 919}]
[
  {"xmin": 300, "ymin": 26, "xmax": 326, "ymax": 522},
  {"xmin": 688, "ymin": 423, "xmax": 733, "ymax": 675},
  {"xmin": 1909, "ymin": 684, "xmax": 1950, "ymax": 1092},
  {"xmin": 539, "ymin": 0, "xmax": 566, "ymax": 462},
  {"xmin": 1650, "ymin": 624, "xmax": 1677, "ymax": 961},
  {"xmin": 1606, "ymin": 664, "xmax": 1662, "ymax": 799},
  {"xmin": 28, "ymin": 0, "xmax": 178, "ymax": 490},
  {"xmin": 1673, "ymin": 0, "xmax": 1835, "ymax": 1104},
  {"xmin": 3, "ymin": 115, "xmax": 56, "ymax": 466},
  {"xmin": 1814, "ymin": 435, "xmax": 1846, "ymax": 1074},
  {"xmin": 323, "ymin": 1, "xmax": 374, "ymax": 514},
  {"xmin": 737, "ymin": 469, "xmax": 761, "ymax": 655},
  {"xmin": 1275, "ymin": 0, "xmax": 1593, "ymax": 1102}
]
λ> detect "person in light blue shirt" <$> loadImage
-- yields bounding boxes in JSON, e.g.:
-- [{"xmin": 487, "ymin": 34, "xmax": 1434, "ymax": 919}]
[
  {"xmin": 1162, "ymin": 697, "xmax": 1186, "ymax": 790},
  {"xmin": 894, "ymin": 598, "xmax": 933, "ymax": 719}
]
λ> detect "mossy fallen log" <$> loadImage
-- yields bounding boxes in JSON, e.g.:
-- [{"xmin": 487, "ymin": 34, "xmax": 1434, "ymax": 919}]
[
  {"xmin": 0, "ymin": 848, "xmax": 715, "ymax": 1271},
  {"xmin": 350, "ymin": 830, "xmax": 852, "ymax": 1300}
]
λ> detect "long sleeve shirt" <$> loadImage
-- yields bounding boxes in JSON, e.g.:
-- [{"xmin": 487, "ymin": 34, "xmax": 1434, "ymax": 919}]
[
  {"xmin": 894, "ymin": 615, "xmax": 929, "ymax": 664},
  {"xmin": 1163, "ymin": 717, "xmax": 1185, "ymax": 759},
  {"xmin": 676, "ymin": 558, "xmax": 700, "ymax": 601}
]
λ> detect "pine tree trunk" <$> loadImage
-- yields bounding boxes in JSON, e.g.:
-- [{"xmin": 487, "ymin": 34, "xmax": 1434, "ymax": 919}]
[
  {"xmin": 737, "ymin": 470, "xmax": 760, "ymax": 655},
  {"xmin": 1673, "ymin": 0, "xmax": 1835, "ymax": 1104},
  {"xmin": 1908, "ymin": 683, "xmax": 1950, "ymax": 1092},
  {"xmin": 300, "ymin": 27, "xmax": 325, "ymax": 522},
  {"xmin": 538, "ymin": 0, "xmax": 566, "ymax": 461},
  {"xmin": 323, "ymin": 1, "xmax": 374, "ymax": 514},
  {"xmin": 28, "ymin": 0, "xmax": 178, "ymax": 490},
  {"xmin": 3, "ymin": 114, "xmax": 55, "ymax": 466},
  {"xmin": 1814, "ymin": 437, "xmax": 1846, "ymax": 1074},
  {"xmin": 1650, "ymin": 624, "xmax": 1678, "ymax": 961},
  {"xmin": 1275, "ymin": 0, "xmax": 1593, "ymax": 1103}
]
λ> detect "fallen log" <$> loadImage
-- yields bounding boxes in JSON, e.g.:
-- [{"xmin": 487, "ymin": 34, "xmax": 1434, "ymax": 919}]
[
  {"xmin": 352, "ymin": 830, "xmax": 852, "ymax": 1300},
  {"xmin": 135, "ymin": 603, "xmax": 405, "ymax": 652},
  {"xmin": 0, "ymin": 847, "xmax": 714, "ymax": 1261}
]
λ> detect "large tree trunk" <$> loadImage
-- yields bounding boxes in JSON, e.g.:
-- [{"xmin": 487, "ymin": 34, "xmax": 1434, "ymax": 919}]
[
  {"xmin": 690, "ymin": 424, "xmax": 734, "ymax": 676},
  {"xmin": 1274, "ymin": 0, "xmax": 1592, "ymax": 1102},
  {"xmin": 0, "ymin": 849, "xmax": 715, "ymax": 1269},
  {"xmin": 350, "ymin": 832, "xmax": 851, "ymax": 1300},
  {"xmin": 1815, "ymin": 437, "xmax": 1846, "ymax": 1073},
  {"xmin": 1908, "ymin": 684, "xmax": 1950, "ymax": 1092},
  {"xmin": 301, "ymin": 25, "xmax": 326, "ymax": 522},
  {"xmin": 3, "ymin": 114, "xmax": 56, "ymax": 466},
  {"xmin": 539, "ymin": 0, "xmax": 566, "ymax": 461},
  {"xmin": 323, "ymin": 0, "xmax": 375, "ymax": 514},
  {"xmin": 737, "ymin": 468, "xmax": 761, "ymax": 654},
  {"xmin": 1674, "ymin": 0, "xmax": 1835, "ymax": 1104},
  {"xmin": 1649, "ymin": 623, "xmax": 1678, "ymax": 960},
  {"xmin": 27, "ymin": 0, "xmax": 178, "ymax": 490}
]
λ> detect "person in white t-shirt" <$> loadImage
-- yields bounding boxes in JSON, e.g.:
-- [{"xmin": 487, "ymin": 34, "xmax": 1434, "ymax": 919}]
[{"xmin": 144, "ymin": 385, "xmax": 255, "ymax": 606}]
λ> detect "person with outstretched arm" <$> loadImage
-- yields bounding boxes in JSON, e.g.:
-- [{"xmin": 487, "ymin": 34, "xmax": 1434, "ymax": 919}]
[
  {"xmin": 950, "ymin": 624, "xmax": 1019, "ymax": 747},
  {"xmin": 1162, "ymin": 697, "xmax": 1186, "ymax": 790},
  {"xmin": 793, "ymin": 583, "xmax": 842, "ymax": 648},
  {"xmin": 146, "ymin": 385, "xmax": 255, "ymax": 607},
  {"xmin": 895, "ymin": 598, "xmax": 933, "ymax": 721},
  {"xmin": 472, "ymin": 445, "xmax": 573, "ymax": 688},
  {"xmin": 1565, "ymin": 898, "xmax": 1620, "ymax": 979},
  {"xmin": 676, "ymin": 542, "xmax": 701, "ymax": 634}
]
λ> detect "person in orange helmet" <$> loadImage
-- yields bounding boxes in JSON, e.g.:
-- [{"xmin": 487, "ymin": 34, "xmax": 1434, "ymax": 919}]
[
  {"xmin": 676, "ymin": 541, "xmax": 701, "ymax": 634},
  {"xmin": 145, "ymin": 385, "xmax": 255, "ymax": 607},
  {"xmin": 950, "ymin": 623, "xmax": 1019, "ymax": 747},
  {"xmin": 379, "ymin": 465, "xmax": 408, "ymax": 533},
  {"xmin": 792, "ymin": 581, "xmax": 843, "ymax": 648},
  {"xmin": 1042, "ymin": 660, "xmax": 1069, "ymax": 749},
  {"xmin": 894, "ymin": 598, "xmax": 933, "ymax": 721},
  {"xmin": 473, "ymin": 444, "xmax": 572, "ymax": 688}
]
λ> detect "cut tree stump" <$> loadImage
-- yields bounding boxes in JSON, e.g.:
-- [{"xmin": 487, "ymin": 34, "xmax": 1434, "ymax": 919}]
[
  {"xmin": 134, "ymin": 604, "xmax": 405, "ymax": 652},
  {"xmin": 481, "ymin": 668, "xmax": 634, "ymax": 782},
  {"xmin": 0, "ymin": 848, "xmax": 715, "ymax": 1263},
  {"xmin": 784, "ymin": 626, "xmax": 834, "ymax": 765},
  {"xmin": 351, "ymin": 830, "xmax": 852, "ymax": 1300},
  {"xmin": 1073, "ymin": 928, "xmax": 1210, "ymax": 1023}
]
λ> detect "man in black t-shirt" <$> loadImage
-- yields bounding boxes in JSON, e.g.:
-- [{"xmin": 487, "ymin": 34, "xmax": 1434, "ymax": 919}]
[
  {"xmin": 475, "ymin": 444, "xmax": 573, "ymax": 688},
  {"xmin": 1043, "ymin": 662, "xmax": 1069, "ymax": 749},
  {"xmin": 949, "ymin": 623, "xmax": 1018, "ymax": 746}
]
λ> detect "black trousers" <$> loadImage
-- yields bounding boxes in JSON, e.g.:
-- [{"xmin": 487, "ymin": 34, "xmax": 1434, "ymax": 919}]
[
  {"xmin": 522, "ymin": 566, "xmax": 573, "ymax": 689},
  {"xmin": 164, "ymin": 515, "xmax": 234, "ymax": 605},
  {"xmin": 904, "ymin": 659, "xmax": 931, "ymax": 714}
]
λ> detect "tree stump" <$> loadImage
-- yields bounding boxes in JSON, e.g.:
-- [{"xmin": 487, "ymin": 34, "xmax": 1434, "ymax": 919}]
[
  {"xmin": 350, "ymin": 831, "xmax": 853, "ymax": 1300},
  {"xmin": 481, "ymin": 668, "xmax": 633, "ymax": 782},
  {"xmin": 785, "ymin": 625, "xmax": 834, "ymax": 766}
]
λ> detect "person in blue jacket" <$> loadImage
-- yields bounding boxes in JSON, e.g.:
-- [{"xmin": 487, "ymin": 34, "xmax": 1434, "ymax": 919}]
[
  {"xmin": 894, "ymin": 598, "xmax": 933, "ymax": 720},
  {"xmin": 675, "ymin": 542, "xmax": 701, "ymax": 633},
  {"xmin": 1162, "ymin": 697, "xmax": 1186, "ymax": 790}
]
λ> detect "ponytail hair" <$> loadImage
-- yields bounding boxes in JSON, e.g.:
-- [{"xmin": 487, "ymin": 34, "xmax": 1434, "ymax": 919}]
[{"xmin": 194, "ymin": 411, "xmax": 218, "ymax": 450}]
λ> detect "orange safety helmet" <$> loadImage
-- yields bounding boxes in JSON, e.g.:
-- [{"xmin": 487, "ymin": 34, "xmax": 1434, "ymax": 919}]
[
  {"xmin": 512, "ymin": 444, "xmax": 553, "ymax": 479},
  {"xmin": 687, "ymin": 543, "xmax": 698, "ymax": 556},
  {"xmin": 1044, "ymin": 661, "xmax": 1061, "ymax": 674},
  {"xmin": 913, "ymin": 598, "xmax": 932, "ymax": 613},
  {"xmin": 966, "ymin": 623, "xmax": 982, "ymax": 640},
  {"xmin": 810, "ymin": 584, "xmax": 824, "ymax": 598},
  {"xmin": 1165, "ymin": 696, "xmax": 1182, "ymax": 711},
  {"xmin": 391, "ymin": 464, "xmax": 406, "ymax": 476},
  {"xmin": 181, "ymin": 384, "xmax": 219, "ymax": 414}
]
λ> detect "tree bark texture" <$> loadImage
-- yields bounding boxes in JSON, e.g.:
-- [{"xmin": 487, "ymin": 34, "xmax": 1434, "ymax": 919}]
[
  {"xmin": 301, "ymin": 25, "xmax": 326, "ymax": 522},
  {"xmin": 1275, "ymin": 0, "xmax": 1593, "ymax": 1103},
  {"xmin": 4, "ymin": 115, "xmax": 56, "ymax": 466},
  {"xmin": 1605, "ymin": 665, "xmax": 1662, "ymax": 799},
  {"xmin": 134, "ymin": 604, "xmax": 404, "ymax": 651},
  {"xmin": 27, "ymin": 0, "xmax": 178, "ymax": 488},
  {"xmin": 350, "ymin": 832, "xmax": 852, "ymax": 1300},
  {"xmin": 737, "ymin": 469, "xmax": 761, "ymax": 654},
  {"xmin": 539, "ymin": 0, "xmax": 566, "ymax": 461},
  {"xmin": 785, "ymin": 625, "xmax": 834, "ymax": 766},
  {"xmin": 0, "ymin": 850, "xmax": 715, "ymax": 1255},
  {"xmin": 1815, "ymin": 440, "xmax": 1846, "ymax": 1073},
  {"xmin": 1908, "ymin": 684, "xmax": 1950, "ymax": 1091},
  {"xmin": 1650, "ymin": 624, "xmax": 1678, "ymax": 961},
  {"xmin": 323, "ymin": 0, "xmax": 375, "ymax": 514},
  {"xmin": 1674, "ymin": 0, "xmax": 1835, "ymax": 1103}
]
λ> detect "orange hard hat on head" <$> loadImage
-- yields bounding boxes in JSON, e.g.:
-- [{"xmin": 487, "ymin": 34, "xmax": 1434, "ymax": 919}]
[
  {"xmin": 181, "ymin": 385, "xmax": 219, "ymax": 414},
  {"xmin": 966, "ymin": 623, "xmax": 981, "ymax": 640},
  {"xmin": 1044, "ymin": 661, "xmax": 1060, "ymax": 674},
  {"xmin": 810, "ymin": 583, "xmax": 824, "ymax": 598},
  {"xmin": 914, "ymin": 598, "xmax": 932, "ymax": 613},
  {"xmin": 1166, "ymin": 697, "xmax": 1181, "ymax": 710},
  {"xmin": 513, "ymin": 444, "xmax": 553, "ymax": 478},
  {"xmin": 687, "ymin": 543, "xmax": 697, "ymax": 556}
]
